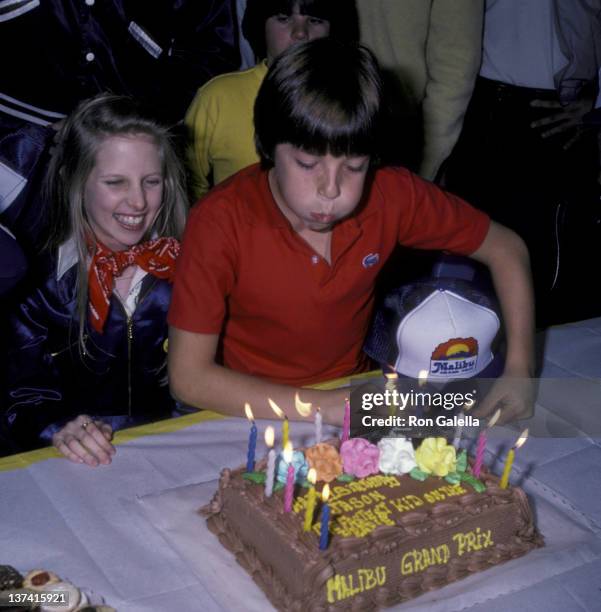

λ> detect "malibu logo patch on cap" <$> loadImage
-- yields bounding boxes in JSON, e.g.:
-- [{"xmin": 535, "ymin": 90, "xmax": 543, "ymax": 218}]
[{"xmin": 430, "ymin": 337, "xmax": 479, "ymax": 377}]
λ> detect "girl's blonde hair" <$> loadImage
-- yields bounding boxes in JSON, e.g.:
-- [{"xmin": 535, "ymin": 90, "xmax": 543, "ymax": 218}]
[{"xmin": 44, "ymin": 93, "xmax": 188, "ymax": 350}]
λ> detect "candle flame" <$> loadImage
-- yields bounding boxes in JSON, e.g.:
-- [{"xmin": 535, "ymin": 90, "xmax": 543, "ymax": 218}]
[
  {"xmin": 283, "ymin": 441, "xmax": 293, "ymax": 463},
  {"xmin": 268, "ymin": 398, "xmax": 285, "ymax": 419},
  {"xmin": 488, "ymin": 408, "xmax": 502, "ymax": 428},
  {"xmin": 384, "ymin": 372, "xmax": 398, "ymax": 381},
  {"xmin": 294, "ymin": 392, "xmax": 312, "ymax": 417},
  {"xmin": 244, "ymin": 402, "xmax": 254, "ymax": 423},
  {"xmin": 308, "ymin": 468, "xmax": 317, "ymax": 485},
  {"xmin": 514, "ymin": 428, "xmax": 529, "ymax": 450},
  {"xmin": 264, "ymin": 426, "xmax": 274, "ymax": 448},
  {"xmin": 464, "ymin": 396, "xmax": 475, "ymax": 411},
  {"xmin": 322, "ymin": 483, "xmax": 330, "ymax": 502},
  {"xmin": 417, "ymin": 369, "xmax": 429, "ymax": 387}
]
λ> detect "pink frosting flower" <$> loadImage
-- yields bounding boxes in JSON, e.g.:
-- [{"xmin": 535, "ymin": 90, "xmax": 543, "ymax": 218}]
[{"xmin": 340, "ymin": 438, "xmax": 380, "ymax": 478}]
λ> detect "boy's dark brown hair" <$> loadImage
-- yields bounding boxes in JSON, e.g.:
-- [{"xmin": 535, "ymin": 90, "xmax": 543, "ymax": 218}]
[
  {"xmin": 254, "ymin": 38, "xmax": 384, "ymax": 167},
  {"xmin": 242, "ymin": 0, "xmax": 359, "ymax": 60}
]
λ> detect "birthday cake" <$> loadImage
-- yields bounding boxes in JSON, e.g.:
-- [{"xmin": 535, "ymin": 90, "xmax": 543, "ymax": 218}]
[{"xmin": 202, "ymin": 437, "xmax": 543, "ymax": 611}]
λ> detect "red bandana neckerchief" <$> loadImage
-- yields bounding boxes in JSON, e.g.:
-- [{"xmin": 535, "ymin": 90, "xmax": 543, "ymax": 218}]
[{"xmin": 88, "ymin": 237, "xmax": 180, "ymax": 333}]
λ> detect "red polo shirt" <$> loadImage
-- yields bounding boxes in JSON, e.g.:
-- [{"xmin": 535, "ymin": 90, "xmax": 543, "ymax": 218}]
[{"xmin": 168, "ymin": 164, "xmax": 489, "ymax": 386}]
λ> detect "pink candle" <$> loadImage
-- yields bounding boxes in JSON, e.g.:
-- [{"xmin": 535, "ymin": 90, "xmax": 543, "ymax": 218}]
[
  {"xmin": 341, "ymin": 397, "xmax": 351, "ymax": 442},
  {"xmin": 472, "ymin": 409, "xmax": 501, "ymax": 478},
  {"xmin": 472, "ymin": 430, "xmax": 487, "ymax": 478},
  {"xmin": 284, "ymin": 463, "xmax": 295, "ymax": 512}
]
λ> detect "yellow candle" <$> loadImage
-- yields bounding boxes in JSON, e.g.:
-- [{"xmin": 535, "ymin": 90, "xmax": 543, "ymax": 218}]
[
  {"xmin": 500, "ymin": 448, "xmax": 515, "ymax": 489},
  {"xmin": 500, "ymin": 428, "xmax": 528, "ymax": 489},
  {"xmin": 282, "ymin": 417, "xmax": 289, "ymax": 449},
  {"xmin": 268, "ymin": 398, "xmax": 289, "ymax": 450},
  {"xmin": 304, "ymin": 469, "xmax": 317, "ymax": 532}
]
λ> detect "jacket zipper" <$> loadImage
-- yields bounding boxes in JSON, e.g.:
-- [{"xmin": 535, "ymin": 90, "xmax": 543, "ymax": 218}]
[
  {"xmin": 127, "ymin": 315, "xmax": 133, "ymax": 417},
  {"xmin": 118, "ymin": 277, "xmax": 157, "ymax": 417}
]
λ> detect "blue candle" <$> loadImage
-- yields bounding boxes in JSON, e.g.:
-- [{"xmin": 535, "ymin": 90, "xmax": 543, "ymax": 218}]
[
  {"xmin": 246, "ymin": 422, "xmax": 257, "ymax": 473},
  {"xmin": 319, "ymin": 484, "xmax": 331, "ymax": 550},
  {"xmin": 245, "ymin": 403, "xmax": 257, "ymax": 473}
]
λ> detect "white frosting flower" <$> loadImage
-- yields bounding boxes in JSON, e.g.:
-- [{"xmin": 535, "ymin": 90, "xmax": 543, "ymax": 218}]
[{"xmin": 377, "ymin": 438, "xmax": 417, "ymax": 475}]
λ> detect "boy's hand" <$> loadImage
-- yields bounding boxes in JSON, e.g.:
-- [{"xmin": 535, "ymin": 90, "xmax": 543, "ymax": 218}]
[{"xmin": 472, "ymin": 375, "xmax": 535, "ymax": 425}]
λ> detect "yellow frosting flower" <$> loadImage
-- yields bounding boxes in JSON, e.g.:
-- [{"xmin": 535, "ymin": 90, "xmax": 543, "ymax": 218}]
[
  {"xmin": 305, "ymin": 443, "xmax": 343, "ymax": 483},
  {"xmin": 414, "ymin": 437, "xmax": 457, "ymax": 477}
]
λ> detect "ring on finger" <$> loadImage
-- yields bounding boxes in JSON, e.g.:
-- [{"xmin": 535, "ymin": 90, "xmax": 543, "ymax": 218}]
[{"xmin": 81, "ymin": 420, "xmax": 91, "ymax": 430}]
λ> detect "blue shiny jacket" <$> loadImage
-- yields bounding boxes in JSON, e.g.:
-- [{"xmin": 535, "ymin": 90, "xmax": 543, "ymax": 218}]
[{"xmin": 2, "ymin": 256, "xmax": 176, "ymax": 452}]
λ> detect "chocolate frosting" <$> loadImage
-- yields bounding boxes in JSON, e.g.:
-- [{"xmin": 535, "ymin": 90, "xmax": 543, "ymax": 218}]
[{"xmin": 201, "ymin": 445, "xmax": 543, "ymax": 611}]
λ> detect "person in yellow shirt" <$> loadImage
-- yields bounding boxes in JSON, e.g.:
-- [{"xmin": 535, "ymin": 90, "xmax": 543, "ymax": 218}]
[
  {"xmin": 184, "ymin": 0, "xmax": 359, "ymax": 200},
  {"xmin": 356, "ymin": 0, "xmax": 484, "ymax": 181}
]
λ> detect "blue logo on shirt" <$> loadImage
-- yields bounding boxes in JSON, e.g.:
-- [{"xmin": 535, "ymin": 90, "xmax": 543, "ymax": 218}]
[{"xmin": 362, "ymin": 253, "xmax": 380, "ymax": 269}]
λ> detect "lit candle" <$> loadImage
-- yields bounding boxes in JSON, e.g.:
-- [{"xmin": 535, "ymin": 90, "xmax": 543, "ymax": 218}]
[
  {"xmin": 283, "ymin": 442, "xmax": 294, "ymax": 512},
  {"xmin": 472, "ymin": 409, "xmax": 501, "ymax": 478},
  {"xmin": 500, "ymin": 428, "xmax": 529, "ymax": 489},
  {"xmin": 304, "ymin": 468, "xmax": 317, "ymax": 532},
  {"xmin": 282, "ymin": 417, "xmax": 289, "ymax": 450},
  {"xmin": 315, "ymin": 407, "xmax": 322, "ymax": 444},
  {"xmin": 268, "ymin": 398, "xmax": 288, "ymax": 449},
  {"xmin": 341, "ymin": 398, "xmax": 350, "ymax": 442},
  {"xmin": 319, "ymin": 484, "xmax": 331, "ymax": 550},
  {"xmin": 264, "ymin": 426, "xmax": 276, "ymax": 497},
  {"xmin": 245, "ymin": 403, "xmax": 257, "ymax": 473}
]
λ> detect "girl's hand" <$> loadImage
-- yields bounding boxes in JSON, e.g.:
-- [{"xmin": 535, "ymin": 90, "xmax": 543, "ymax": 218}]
[{"xmin": 52, "ymin": 415, "xmax": 115, "ymax": 466}]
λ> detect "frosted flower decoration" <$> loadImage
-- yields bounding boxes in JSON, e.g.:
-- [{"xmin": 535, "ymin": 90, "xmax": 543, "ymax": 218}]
[
  {"xmin": 305, "ymin": 443, "xmax": 343, "ymax": 483},
  {"xmin": 415, "ymin": 437, "xmax": 457, "ymax": 477},
  {"xmin": 340, "ymin": 438, "xmax": 380, "ymax": 478},
  {"xmin": 276, "ymin": 450, "xmax": 309, "ymax": 484},
  {"xmin": 377, "ymin": 438, "xmax": 417, "ymax": 475}
]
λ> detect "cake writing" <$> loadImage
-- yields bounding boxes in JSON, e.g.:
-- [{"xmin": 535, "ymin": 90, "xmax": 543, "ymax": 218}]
[
  {"xmin": 326, "ymin": 566, "xmax": 386, "ymax": 604},
  {"xmin": 330, "ymin": 475, "xmax": 401, "ymax": 500},
  {"xmin": 453, "ymin": 527, "xmax": 494, "ymax": 556},
  {"xmin": 401, "ymin": 528, "xmax": 494, "ymax": 575},
  {"xmin": 294, "ymin": 482, "xmax": 468, "ymax": 538},
  {"xmin": 401, "ymin": 543, "xmax": 450, "ymax": 574}
]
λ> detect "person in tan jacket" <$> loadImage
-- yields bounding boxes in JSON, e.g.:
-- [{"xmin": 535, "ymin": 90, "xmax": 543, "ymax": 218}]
[{"xmin": 356, "ymin": 0, "xmax": 484, "ymax": 182}]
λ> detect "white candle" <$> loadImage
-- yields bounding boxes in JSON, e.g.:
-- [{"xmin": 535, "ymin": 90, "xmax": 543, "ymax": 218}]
[
  {"xmin": 452, "ymin": 411, "xmax": 464, "ymax": 449},
  {"xmin": 315, "ymin": 407, "xmax": 322, "ymax": 444}
]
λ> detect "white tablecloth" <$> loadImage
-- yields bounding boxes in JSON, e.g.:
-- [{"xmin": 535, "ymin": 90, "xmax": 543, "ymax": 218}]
[{"xmin": 2, "ymin": 318, "xmax": 601, "ymax": 611}]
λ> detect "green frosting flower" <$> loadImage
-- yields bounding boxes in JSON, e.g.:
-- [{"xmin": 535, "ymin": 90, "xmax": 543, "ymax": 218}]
[{"xmin": 415, "ymin": 437, "xmax": 457, "ymax": 477}]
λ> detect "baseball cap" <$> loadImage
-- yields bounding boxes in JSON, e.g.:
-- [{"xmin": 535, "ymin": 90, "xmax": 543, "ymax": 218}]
[{"xmin": 365, "ymin": 277, "xmax": 502, "ymax": 383}]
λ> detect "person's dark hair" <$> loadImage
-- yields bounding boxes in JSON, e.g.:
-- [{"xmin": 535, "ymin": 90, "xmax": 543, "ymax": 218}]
[
  {"xmin": 254, "ymin": 38, "xmax": 384, "ymax": 166},
  {"xmin": 242, "ymin": 0, "xmax": 359, "ymax": 60}
]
